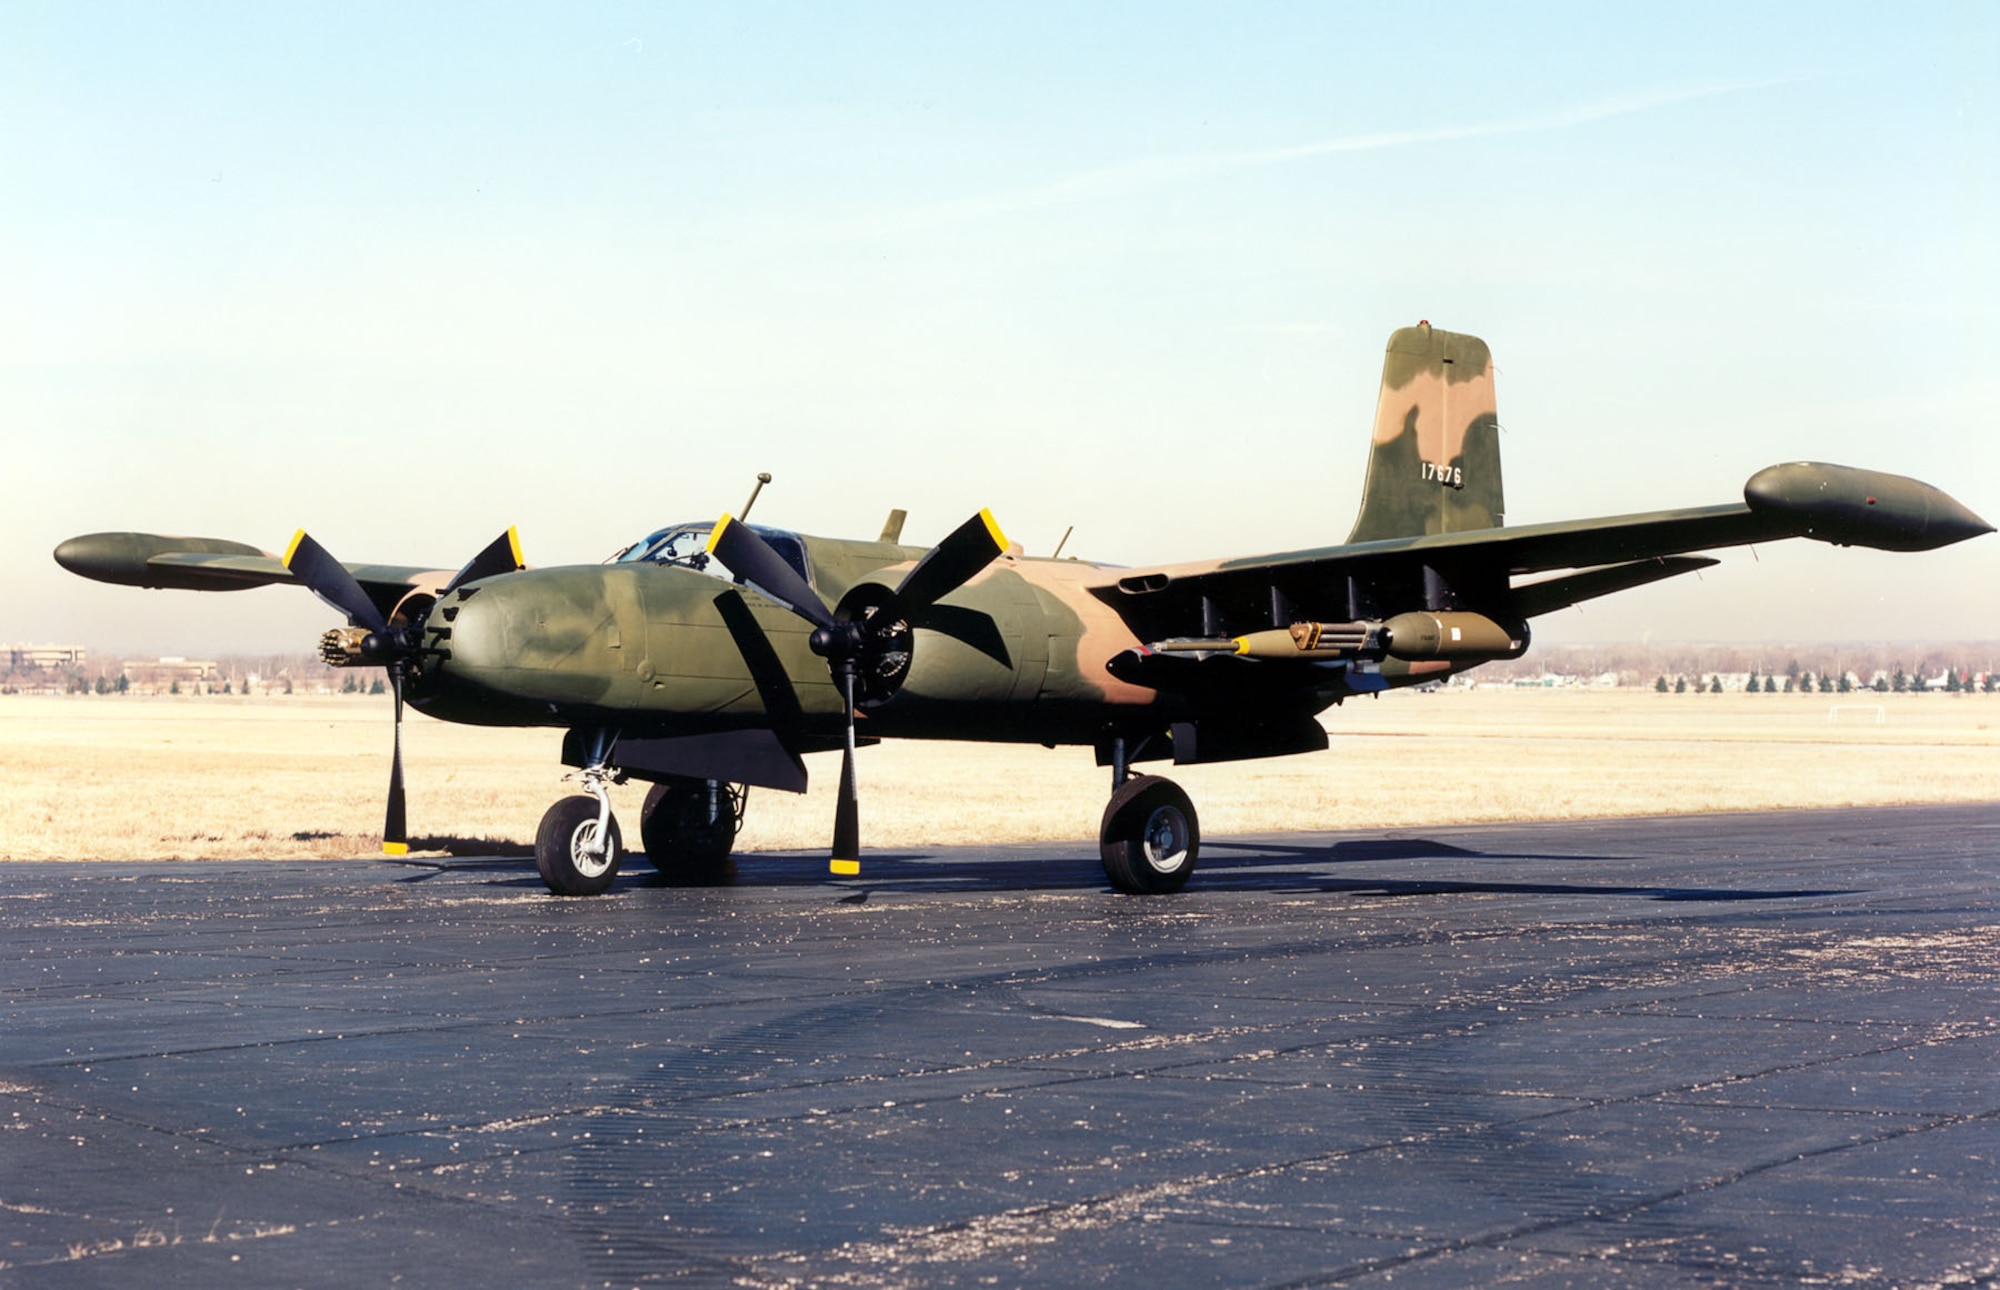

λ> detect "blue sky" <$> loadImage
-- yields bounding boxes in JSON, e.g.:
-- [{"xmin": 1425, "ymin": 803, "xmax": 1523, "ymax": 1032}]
[{"xmin": 5, "ymin": 3, "xmax": 1996, "ymax": 652}]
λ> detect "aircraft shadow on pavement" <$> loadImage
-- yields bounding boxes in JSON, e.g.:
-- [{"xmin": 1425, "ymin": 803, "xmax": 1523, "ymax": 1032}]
[
  {"xmin": 388, "ymin": 858, "xmax": 534, "ymax": 882},
  {"xmin": 685, "ymin": 839, "xmax": 1850, "ymax": 904},
  {"xmin": 1194, "ymin": 838, "xmax": 1851, "ymax": 901},
  {"xmin": 390, "ymin": 838, "xmax": 1848, "ymax": 904}
]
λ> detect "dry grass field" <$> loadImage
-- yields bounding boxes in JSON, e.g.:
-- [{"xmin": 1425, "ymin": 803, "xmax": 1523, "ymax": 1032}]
[{"xmin": 3, "ymin": 688, "xmax": 1997, "ymax": 862}]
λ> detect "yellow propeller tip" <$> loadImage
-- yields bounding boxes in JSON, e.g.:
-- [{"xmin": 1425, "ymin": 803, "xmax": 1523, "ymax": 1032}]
[
  {"xmin": 979, "ymin": 508, "xmax": 1008, "ymax": 551},
  {"xmin": 283, "ymin": 529, "xmax": 307, "ymax": 566},
  {"xmin": 382, "ymin": 842, "xmax": 409, "ymax": 856},
  {"xmin": 830, "ymin": 859, "xmax": 861, "ymax": 876},
  {"xmin": 706, "ymin": 514, "xmax": 734, "ymax": 555}
]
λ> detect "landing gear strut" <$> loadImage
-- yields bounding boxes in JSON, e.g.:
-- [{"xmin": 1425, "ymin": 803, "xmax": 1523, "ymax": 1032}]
[
  {"xmin": 536, "ymin": 734, "xmax": 624, "ymax": 896},
  {"xmin": 1098, "ymin": 735, "xmax": 1200, "ymax": 894},
  {"xmin": 639, "ymin": 777, "xmax": 745, "ymax": 886}
]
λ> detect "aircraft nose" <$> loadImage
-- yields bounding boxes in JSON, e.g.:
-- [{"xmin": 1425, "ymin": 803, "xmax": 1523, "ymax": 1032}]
[
  {"xmin": 434, "ymin": 582, "xmax": 509, "ymax": 676},
  {"xmin": 427, "ymin": 570, "xmax": 620, "ymax": 706}
]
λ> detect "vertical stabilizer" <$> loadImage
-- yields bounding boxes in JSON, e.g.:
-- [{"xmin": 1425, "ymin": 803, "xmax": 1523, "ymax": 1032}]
[{"xmin": 1346, "ymin": 324, "xmax": 1504, "ymax": 543}]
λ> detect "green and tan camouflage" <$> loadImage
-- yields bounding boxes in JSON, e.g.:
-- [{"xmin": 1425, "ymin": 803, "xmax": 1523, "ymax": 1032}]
[
  {"xmin": 54, "ymin": 324, "xmax": 1993, "ymax": 894},
  {"xmin": 1348, "ymin": 323, "xmax": 1504, "ymax": 542}
]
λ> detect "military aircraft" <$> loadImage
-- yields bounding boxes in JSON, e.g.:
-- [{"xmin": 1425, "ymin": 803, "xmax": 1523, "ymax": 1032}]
[{"xmin": 55, "ymin": 323, "xmax": 1992, "ymax": 897}]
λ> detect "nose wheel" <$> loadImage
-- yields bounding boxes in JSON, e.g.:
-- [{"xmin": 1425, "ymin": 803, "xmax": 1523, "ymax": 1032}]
[
  {"xmin": 1099, "ymin": 774, "xmax": 1200, "ymax": 894},
  {"xmin": 535, "ymin": 795, "xmax": 623, "ymax": 894},
  {"xmin": 536, "ymin": 759, "xmax": 625, "ymax": 895}
]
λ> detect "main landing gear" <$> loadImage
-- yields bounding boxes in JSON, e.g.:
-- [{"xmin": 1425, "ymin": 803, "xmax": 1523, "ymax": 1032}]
[
  {"xmin": 534, "ymin": 733, "xmax": 746, "ymax": 896},
  {"xmin": 532, "ymin": 732, "xmax": 1194, "ymax": 897},
  {"xmin": 638, "ymin": 777, "xmax": 745, "ymax": 887},
  {"xmin": 1098, "ymin": 737, "xmax": 1200, "ymax": 895}
]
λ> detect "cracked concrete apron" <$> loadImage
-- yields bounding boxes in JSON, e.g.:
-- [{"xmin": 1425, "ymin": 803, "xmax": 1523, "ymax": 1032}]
[{"xmin": 4, "ymin": 803, "xmax": 1999, "ymax": 1287}]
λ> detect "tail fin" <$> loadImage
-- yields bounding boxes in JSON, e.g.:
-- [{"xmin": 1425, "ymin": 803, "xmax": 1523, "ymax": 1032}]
[{"xmin": 1346, "ymin": 323, "xmax": 1504, "ymax": 543}]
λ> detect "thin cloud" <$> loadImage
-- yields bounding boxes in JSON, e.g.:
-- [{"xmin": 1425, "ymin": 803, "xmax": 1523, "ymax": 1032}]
[{"xmin": 839, "ymin": 78, "xmax": 1795, "ymax": 237}]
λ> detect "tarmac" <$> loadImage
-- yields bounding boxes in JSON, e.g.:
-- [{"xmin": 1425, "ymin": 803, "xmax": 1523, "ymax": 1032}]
[{"xmin": 4, "ymin": 802, "xmax": 1999, "ymax": 1288}]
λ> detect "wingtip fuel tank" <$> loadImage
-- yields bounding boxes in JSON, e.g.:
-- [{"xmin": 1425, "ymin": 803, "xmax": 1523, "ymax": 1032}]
[
  {"xmin": 1744, "ymin": 463, "xmax": 1992, "ymax": 552},
  {"xmin": 52, "ymin": 532, "xmax": 275, "ymax": 591}
]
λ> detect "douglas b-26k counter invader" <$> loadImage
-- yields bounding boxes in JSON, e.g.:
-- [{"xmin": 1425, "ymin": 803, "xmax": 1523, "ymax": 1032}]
[{"xmin": 57, "ymin": 324, "xmax": 1991, "ymax": 897}]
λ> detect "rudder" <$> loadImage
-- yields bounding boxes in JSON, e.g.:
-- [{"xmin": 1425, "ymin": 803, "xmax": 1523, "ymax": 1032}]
[{"xmin": 1346, "ymin": 323, "xmax": 1504, "ymax": 543}]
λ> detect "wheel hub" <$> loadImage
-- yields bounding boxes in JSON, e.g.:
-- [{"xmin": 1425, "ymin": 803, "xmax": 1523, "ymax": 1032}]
[
  {"xmin": 570, "ymin": 820, "xmax": 614, "ymax": 878},
  {"xmin": 1141, "ymin": 805, "xmax": 1189, "ymax": 873}
]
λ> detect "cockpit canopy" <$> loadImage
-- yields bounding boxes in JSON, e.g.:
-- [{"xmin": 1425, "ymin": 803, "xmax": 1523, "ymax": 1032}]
[{"xmin": 609, "ymin": 522, "xmax": 813, "ymax": 586}]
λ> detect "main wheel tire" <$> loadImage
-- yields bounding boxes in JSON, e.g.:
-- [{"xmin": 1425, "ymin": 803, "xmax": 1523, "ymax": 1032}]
[
  {"xmin": 536, "ymin": 794, "xmax": 623, "ymax": 896},
  {"xmin": 1099, "ymin": 775, "xmax": 1200, "ymax": 895},
  {"xmin": 638, "ymin": 778, "xmax": 739, "ymax": 886}
]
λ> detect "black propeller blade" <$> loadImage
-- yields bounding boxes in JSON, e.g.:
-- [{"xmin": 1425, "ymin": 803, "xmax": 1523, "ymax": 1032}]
[
  {"xmin": 285, "ymin": 527, "xmax": 525, "ymax": 856},
  {"xmin": 706, "ymin": 514, "xmax": 837, "ymax": 629},
  {"xmin": 706, "ymin": 510, "xmax": 1009, "ymax": 876},
  {"xmin": 284, "ymin": 530, "xmax": 388, "ymax": 633},
  {"xmin": 444, "ymin": 526, "xmax": 525, "ymax": 595},
  {"xmin": 384, "ymin": 672, "xmax": 408, "ymax": 854},
  {"xmin": 831, "ymin": 667, "xmax": 860, "ymax": 872},
  {"xmin": 872, "ymin": 509, "xmax": 1010, "ymax": 625},
  {"xmin": 712, "ymin": 589, "xmax": 807, "ymax": 732}
]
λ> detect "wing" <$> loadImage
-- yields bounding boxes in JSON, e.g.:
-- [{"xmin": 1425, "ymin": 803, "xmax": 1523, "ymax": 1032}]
[
  {"xmin": 1093, "ymin": 462, "xmax": 1991, "ymax": 642},
  {"xmin": 54, "ymin": 531, "xmax": 442, "ymax": 623}
]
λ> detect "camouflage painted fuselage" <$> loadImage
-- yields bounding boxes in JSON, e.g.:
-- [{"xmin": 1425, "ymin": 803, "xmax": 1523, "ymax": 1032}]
[{"xmin": 408, "ymin": 542, "xmax": 1171, "ymax": 748}]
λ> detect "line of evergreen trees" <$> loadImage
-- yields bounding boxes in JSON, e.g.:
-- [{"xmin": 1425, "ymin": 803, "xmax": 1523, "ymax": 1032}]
[{"xmin": 1651, "ymin": 666, "xmax": 1996, "ymax": 694}]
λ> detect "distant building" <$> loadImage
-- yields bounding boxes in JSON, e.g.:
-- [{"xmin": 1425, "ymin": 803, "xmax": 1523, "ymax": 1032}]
[
  {"xmin": 8, "ymin": 644, "xmax": 86, "ymax": 669},
  {"xmin": 123, "ymin": 657, "xmax": 220, "ymax": 688}
]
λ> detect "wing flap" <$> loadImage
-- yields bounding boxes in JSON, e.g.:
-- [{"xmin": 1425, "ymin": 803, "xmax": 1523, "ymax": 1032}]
[{"xmin": 1508, "ymin": 556, "xmax": 1719, "ymax": 619}]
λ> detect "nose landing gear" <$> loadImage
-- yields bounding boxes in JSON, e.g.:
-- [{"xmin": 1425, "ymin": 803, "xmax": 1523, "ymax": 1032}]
[
  {"xmin": 536, "ymin": 736, "xmax": 626, "ymax": 896},
  {"xmin": 534, "ymin": 737, "xmax": 750, "ymax": 895},
  {"xmin": 535, "ymin": 787, "xmax": 623, "ymax": 896}
]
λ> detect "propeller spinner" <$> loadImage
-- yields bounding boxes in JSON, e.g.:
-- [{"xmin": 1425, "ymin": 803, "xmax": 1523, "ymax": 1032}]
[
  {"xmin": 707, "ymin": 509, "xmax": 1009, "ymax": 876},
  {"xmin": 284, "ymin": 526, "xmax": 524, "ymax": 855}
]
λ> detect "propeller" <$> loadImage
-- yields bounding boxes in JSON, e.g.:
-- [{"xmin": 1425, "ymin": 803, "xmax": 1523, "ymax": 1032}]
[
  {"xmin": 284, "ymin": 527, "xmax": 524, "ymax": 855},
  {"xmin": 707, "ymin": 510, "xmax": 1009, "ymax": 876},
  {"xmin": 284, "ymin": 531, "xmax": 388, "ymax": 634}
]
